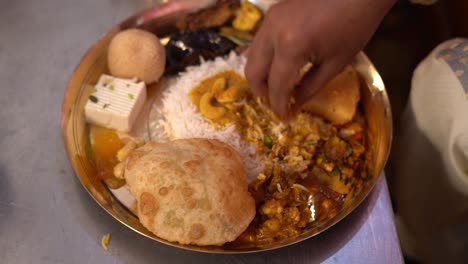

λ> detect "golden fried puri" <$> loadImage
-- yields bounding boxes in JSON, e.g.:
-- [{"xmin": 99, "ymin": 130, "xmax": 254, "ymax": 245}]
[
  {"xmin": 124, "ymin": 138, "xmax": 255, "ymax": 246},
  {"xmin": 302, "ymin": 66, "xmax": 361, "ymax": 125}
]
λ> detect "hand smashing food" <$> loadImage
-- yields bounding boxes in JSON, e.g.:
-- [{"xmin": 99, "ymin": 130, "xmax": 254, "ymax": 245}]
[{"xmin": 184, "ymin": 64, "xmax": 367, "ymax": 244}]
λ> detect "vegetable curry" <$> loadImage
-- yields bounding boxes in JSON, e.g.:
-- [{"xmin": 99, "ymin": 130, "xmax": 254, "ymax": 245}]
[{"xmin": 190, "ymin": 71, "xmax": 368, "ymax": 245}]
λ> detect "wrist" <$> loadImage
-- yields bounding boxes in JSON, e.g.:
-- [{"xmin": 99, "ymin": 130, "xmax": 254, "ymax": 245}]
[
  {"xmin": 372, "ymin": 0, "xmax": 397, "ymax": 14},
  {"xmin": 350, "ymin": 0, "xmax": 397, "ymax": 23},
  {"xmin": 351, "ymin": 0, "xmax": 397, "ymax": 14}
]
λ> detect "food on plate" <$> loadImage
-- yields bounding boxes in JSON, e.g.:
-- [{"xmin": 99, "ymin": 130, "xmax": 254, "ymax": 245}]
[
  {"xmin": 176, "ymin": 0, "xmax": 240, "ymax": 31},
  {"xmin": 123, "ymin": 138, "xmax": 255, "ymax": 246},
  {"xmin": 83, "ymin": 0, "xmax": 371, "ymax": 248},
  {"xmin": 84, "ymin": 74, "xmax": 146, "ymax": 132},
  {"xmin": 240, "ymin": 117, "xmax": 367, "ymax": 243},
  {"xmin": 89, "ymin": 126, "xmax": 125, "ymax": 189},
  {"xmin": 302, "ymin": 66, "xmax": 361, "ymax": 125},
  {"xmin": 107, "ymin": 29, "xmax": 166, "ymax": 84},
  {"xmin": 89, "ymin": 125, "xmax": 145, "ymax": 189},
  {"xmin": 113, "ymin": 137, "xmax": 145, "ymax": 180},
  {"xmin": 232, "ymin": 1, "xmax": 262, "ymax": 32},
  {"xmin": 189, "ymin": 70, "xmax": 249, "ymax": 125},
  {"xmin": 155, "ymin": 53, "xmax": 265, "ymax": 183},
  {"xmin": 217, "ymin": 1, "xmax": 262, "ymax": 45},
  {"xmin": 153, "ymin": 53, "xmax": 367, "ymax": 244},
  {"xmin": 165, "ymin": 29, "xmax": 237, "ymax": 74},
  {"xmin": 219, "ymin": 26, "xmax": 253, "ymax": 45}
]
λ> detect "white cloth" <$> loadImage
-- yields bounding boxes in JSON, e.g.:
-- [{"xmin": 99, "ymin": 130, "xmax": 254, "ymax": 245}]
[
  {"xmin": 411, "ymin": 38, "xmax": 468, "ymax": 195},
  {"xmin": 394, "ymin": 39, "xmax": 468, "ymax": 263}
]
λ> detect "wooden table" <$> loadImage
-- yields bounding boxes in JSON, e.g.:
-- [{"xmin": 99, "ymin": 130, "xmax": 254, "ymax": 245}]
[{"xmin": 0, "ymin": 0, "xmax": 403, "ymax": 263}]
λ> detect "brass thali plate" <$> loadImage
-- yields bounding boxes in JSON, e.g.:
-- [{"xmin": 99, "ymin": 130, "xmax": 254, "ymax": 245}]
[{"xmin": 61, "ymin": 0, "xmax": 392, "ymax": 253}]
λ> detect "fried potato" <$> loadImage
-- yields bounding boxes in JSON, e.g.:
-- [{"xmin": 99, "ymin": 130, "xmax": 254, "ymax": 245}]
[
  {"xmin": 302, "ymin": 66, "xmax": 361, "ymax": 125},
  {"xmin": 124, "ymin": 138, "xmax": 255, "ymax": 246}
]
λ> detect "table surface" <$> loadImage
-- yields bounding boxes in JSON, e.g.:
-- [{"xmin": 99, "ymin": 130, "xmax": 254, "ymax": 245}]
[{"xmin": 0, "ymin": 0, "xmax": 403, "ymax": 263}]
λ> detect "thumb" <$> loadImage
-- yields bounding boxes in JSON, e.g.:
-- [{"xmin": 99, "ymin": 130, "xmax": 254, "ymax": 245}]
[{"xmin": 238, "ymin": 46, "xmax": 249, "ymax": 57}]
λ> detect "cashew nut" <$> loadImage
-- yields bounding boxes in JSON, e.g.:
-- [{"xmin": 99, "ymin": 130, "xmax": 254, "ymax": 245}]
[
  {"xmin": 224, "ymin": 103, "xmax": 240, "ymax": 111},
  {"xmin": 216, "ymin": 86, "xmax": 242, "ymax": 103},
  {"xmin": 211, "ymin": 77, "xmax": 226, "ymax": 96},
  {"xmin": 199, "ymin": 92, "xmax": 226, "ymax": 119}
]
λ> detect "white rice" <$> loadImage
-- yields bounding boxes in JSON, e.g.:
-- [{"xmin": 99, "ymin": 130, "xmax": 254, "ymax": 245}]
[{"xmin": 149, "ymin": 52, "xmax": 265, "ymax": 182}]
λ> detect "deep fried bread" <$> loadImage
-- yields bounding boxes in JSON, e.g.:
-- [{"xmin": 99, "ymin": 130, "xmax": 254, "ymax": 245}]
[{"xmin": 124, "ymin": 138, "xmax": 255, "ymax": 246}]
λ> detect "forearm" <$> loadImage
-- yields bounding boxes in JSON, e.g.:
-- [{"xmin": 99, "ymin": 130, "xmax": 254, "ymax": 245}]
[
  {"xmin": 330, "ymin": 0, "xmax": 397, "ymax": 49},
  {"xmin": 335, "ymin": 0, "xmax": 396, "ymax": 21},
  {"xmin": 354, "ymin": 0, "xmax": 397, "ymax": 18},
  {"xmin": 373, "ymin": 0, "xmax": 397, "ymax": 16}
]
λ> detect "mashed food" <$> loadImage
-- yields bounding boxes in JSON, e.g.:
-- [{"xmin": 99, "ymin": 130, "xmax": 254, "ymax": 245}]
[{"xmin": 124, "ymin": 138, "xmax": 255, "ymax": 246}]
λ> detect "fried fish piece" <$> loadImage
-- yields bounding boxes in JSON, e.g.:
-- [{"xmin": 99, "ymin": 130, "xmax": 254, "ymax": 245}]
[
  {"xmin": 176, "ymin": 0, "xmax": 240, "ymax": 31},
  {"xmin": 302, "ymin": 66, "xmax": 361, "ymax": 125},
  {"xmin": 124, "ymin": 138, "xmax": 255, "ymax": 246}
]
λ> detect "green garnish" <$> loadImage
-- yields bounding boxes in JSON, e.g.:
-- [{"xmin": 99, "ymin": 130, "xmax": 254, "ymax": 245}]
[
  {"xmin": 126, "ymin": 83, "xmax": 130, "ymax": 87},
  {"xmin": 331, "ymin": 167, "xmax": 341, "ymax": 176},
  {"xmin": 109, "ymin": 84, "xmax": 114, "ymax": 91},
  {"xmin": 128, "ymin": 93, "xmax": 134, "ymax": 100},
  {"xmin": 102, "ymin": 78, "xmax": 112, "ymax": 87},
  {"xmin": 89, "ymin": 95, "xmax": 98, "ymax": 103},
  {"xmin": 91, "ymin": 87, "xmax": 97, "ymax": 93},
  {"xmin": 263, "ymin": 135, "xmax": 273, "ymax": 149},
  {"xmin": 219, "ymin": 31, "xmax": 251, "ymax": 46},
  {"xmin": 102, "ymin": 104, "xmax": 110, "ymax": 109}
]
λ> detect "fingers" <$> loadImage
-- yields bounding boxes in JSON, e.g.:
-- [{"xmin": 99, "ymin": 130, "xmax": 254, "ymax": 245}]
[
  {"xmin": 292, "ymin": 62, "xmax": 339, "ymax": 112},
  {"xmin": 237, "ymin": 45, "xmax": 249, "ymax": 57},
  {"xmin": 245, "ymin": 26, "xmax": 273, "ymax": 98},
  {"xmin": 268, "ymin": 49, "xmax": 305, "ymax": 119}
]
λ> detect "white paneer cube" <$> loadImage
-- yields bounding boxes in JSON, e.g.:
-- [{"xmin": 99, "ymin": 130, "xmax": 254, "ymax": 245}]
[{"xmin": 84, "ymin": 74, "xmax": 146, "ymax": 132}]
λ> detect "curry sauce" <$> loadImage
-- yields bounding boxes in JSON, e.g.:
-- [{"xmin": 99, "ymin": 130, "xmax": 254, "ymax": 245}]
[{"xmin": 189, "ymin": 70, "xmax": 249, "ymax": 126}]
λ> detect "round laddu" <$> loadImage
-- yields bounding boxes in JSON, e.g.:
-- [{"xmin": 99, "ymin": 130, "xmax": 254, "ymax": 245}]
[
  {"xmin": 107, "ymin": 28, "xmax": 165, "ymax": 84},
  {"xmin": 124, "ymin": 138, "xmax": 256, "ymax": 246}
]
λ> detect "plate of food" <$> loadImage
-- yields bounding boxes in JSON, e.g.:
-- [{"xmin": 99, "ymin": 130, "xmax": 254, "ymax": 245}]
[{"xmin": 61, "ymin": 0, "xmax": 392, "ymax": 253}]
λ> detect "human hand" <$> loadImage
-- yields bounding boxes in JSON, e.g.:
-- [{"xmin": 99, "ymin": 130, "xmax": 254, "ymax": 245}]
[{"xmin": 245, "ymin": 0, "xmax": 395, "ymax": 118}]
